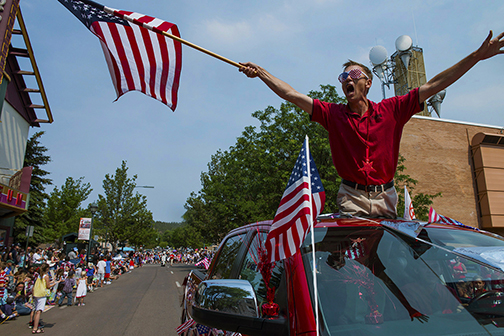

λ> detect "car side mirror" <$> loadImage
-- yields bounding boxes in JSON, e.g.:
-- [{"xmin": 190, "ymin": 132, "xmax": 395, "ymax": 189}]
[
  {"xmin": 195, "ymin": 279, "xmax": 259, "ymax": 317},
  {"xmin": 192, "ymin": 279, "xmax": 287, "ymax": 336}
]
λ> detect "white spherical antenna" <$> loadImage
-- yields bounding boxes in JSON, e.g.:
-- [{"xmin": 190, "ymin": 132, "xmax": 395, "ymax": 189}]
[
  {"xmin": 395, "ymin": 35, "xmax": 413, "ymax": 52},
  {"xmin": 369, "ymin": 45, "xmax": 388, "ymax": 65}
]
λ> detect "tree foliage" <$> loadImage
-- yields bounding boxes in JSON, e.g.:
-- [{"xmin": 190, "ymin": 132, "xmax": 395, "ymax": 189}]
[
  {"xmin": 14, "ymin": 131, "xmax": 52, "ymax": 245},
  {"xmin": 43, "ymin": 177, "xmax": 92, "ymax": 243},
  {"xmin": 154, "ymin": 221, "xmax": 182, "ymax": 233},
  {"xmin": 95, "ymin": 161, "xmax": 156, "ymax": 250},
  {"xmin": 163, "ymin": 224, "xmax": 204, "ymax": 249}
]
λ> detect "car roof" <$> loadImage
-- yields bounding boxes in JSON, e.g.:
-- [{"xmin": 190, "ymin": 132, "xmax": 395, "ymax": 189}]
[
  {"xmin": 315, "ymin": 216, "xmax": 479, "ymax": 232},
  {"xmin": 226, "ymin": 220, "xmax": 274, "ymax": 236},
  {"xmin": 227, "ymin": 216, "xmax": 481, "ymax": 235}
]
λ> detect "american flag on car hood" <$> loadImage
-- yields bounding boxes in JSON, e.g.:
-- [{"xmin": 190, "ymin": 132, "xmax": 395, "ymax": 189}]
[{"xmin": 266, "ymin": 136, "xmax": 325, "ymax": 262}]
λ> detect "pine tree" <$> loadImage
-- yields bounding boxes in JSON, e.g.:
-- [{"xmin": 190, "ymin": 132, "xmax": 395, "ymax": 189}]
[
  {"xmin": 44, "ymin": 177, "xmax": 92, "ymax": 243},
  {"xmin": 96, "ymin": 161, "xmax": 156, "ymax": 251},
  {"xmin": 14, "ymin": 131, "xmax": 52, "ymax": 244}
]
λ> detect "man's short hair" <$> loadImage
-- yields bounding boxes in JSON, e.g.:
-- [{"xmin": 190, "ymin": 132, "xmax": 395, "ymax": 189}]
[{"xmin": 342, "ymin": 60, "xmax": 373, "ymax": 80}]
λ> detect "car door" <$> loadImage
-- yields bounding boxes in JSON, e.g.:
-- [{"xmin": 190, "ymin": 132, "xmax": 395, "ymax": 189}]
[
  {"xmin": 208, "ymin": 232, "xmax": 248, "ymax": 280},
  {"xmin": 237, "ymin": 230, "xmax": 288, "ymax": 327},
  {"xmin": 183, "ymin": 231, "xmax": 249, "ymax": 335}
]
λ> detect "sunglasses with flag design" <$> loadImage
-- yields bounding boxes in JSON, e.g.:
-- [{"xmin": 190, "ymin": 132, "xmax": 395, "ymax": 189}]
[{"xmin": 338, "ymin": 68, "xmax": 369, "ymax": 83}]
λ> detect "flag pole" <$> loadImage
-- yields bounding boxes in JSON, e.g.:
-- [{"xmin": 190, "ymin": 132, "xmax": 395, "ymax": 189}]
[
  {"xmin": 139, "ymin": 24, "xmax": 243, "ymax": 69},
  {"xmin": 80, "ymin": 0, "xmax": 243, "ymax": 69},
  {"xmin": 305, "ymin": 135, "xmax": 320, "ymax": 336}
]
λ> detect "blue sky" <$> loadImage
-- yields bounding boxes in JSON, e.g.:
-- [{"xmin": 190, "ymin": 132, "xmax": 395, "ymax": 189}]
[{"xmin": 19, "ymin": 0, "xmax": 504, "ymax": 223}]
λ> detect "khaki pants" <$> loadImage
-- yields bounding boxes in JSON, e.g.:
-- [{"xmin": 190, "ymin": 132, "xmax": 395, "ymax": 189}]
[{"xmin": 337, "ymin": 183, "xmax": 398, "ymax": 219}]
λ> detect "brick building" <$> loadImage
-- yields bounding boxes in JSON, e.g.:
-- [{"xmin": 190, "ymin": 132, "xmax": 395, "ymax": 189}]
[{"xmin": 400, "ymin": 116, "xmax": 504, "ymax": 235}]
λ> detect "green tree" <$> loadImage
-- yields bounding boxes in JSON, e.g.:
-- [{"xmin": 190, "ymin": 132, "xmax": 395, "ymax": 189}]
[
  {"xmin": 164, "ymin": 224, "xmax": 203, "ymax": 249},
  {"xmin": 153, "ymin": 221, "xmax": 182, "ymax": 233},
  {"xmin": 43, "ymin": 177, "xmax": 92, "ymax": 243},
  {"xmin": 14, "ymin": 131, "xmax": 52, "ymax": 244},
  {"xmin": 95, "ymin": 161, "xmax": 156, "ymax": 250},
  {"xmin": 125, "ymin": 207, "xmax": 156, "ymax": 248}
]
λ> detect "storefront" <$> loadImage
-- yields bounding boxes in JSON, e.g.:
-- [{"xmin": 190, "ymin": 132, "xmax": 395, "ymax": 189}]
[{"xmin": 0, "ymin": 3, "xmax": 53, "ymax": 246}]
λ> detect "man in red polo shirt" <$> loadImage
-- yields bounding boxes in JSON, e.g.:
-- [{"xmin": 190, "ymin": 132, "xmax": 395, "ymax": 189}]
[{"xmin": 240, "ymin": 31, "xmax": 504, "ymax": 218}]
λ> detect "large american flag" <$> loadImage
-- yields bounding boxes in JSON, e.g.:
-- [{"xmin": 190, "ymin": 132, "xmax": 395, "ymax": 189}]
[
  {"xmin": 58, "ymin": 0, "xmax": 182, "ymax": 110},
  {"xmin": 266, "ymin": 136, "xmax": 325, "ymax": 262}
]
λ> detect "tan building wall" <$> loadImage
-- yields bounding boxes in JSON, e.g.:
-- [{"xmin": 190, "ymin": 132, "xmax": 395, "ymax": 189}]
[{"xmin": 399, "ymin": 116, "xmax": 504, "ymax": 233}]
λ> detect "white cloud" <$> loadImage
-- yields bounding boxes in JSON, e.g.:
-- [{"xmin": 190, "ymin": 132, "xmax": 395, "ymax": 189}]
[
  {"xmin": 203, "ymin": 19, "xmax": 253, "ymax": 45},
  {"xmin": 257, "ymin": 13, "xmax": 291, "ymax": 34},
  {"xmin": 199, "ymin": 12, "xmax": 297, "ymax": 53}
]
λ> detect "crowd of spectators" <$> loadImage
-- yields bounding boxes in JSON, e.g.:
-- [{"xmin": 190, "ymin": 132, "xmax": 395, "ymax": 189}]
[
  {"xmin": 167, "ymin": 249, "xmax": 214, "ymax": 266},
  {"xmin": 0, "ymin": 244, "xmax": 212, "ymax": 333}
]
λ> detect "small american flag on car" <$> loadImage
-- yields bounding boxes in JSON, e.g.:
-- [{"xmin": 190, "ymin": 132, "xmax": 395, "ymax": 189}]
[
  {"xmin": 175, "ymin": 318, "xmax": 195, "ymax": 334},
  {"xmin": 428, "ymin": 207, "xmax": 479, "ymax": 231},
  {"xmin": 196, "ymin": 324, "xmax": 211, "ymax": 335},
  {"xmin": 266, "ymin": 136, "xmax": 325, "ymax": 262},
  {"xmin": 195, "ymin": 257, "xmax": 210, "ymax": 269}
]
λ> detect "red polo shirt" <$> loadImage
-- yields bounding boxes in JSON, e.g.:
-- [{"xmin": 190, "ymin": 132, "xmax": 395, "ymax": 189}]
[{"xmin": 311, "ymin": 88, "xmax": 422, "ymax": 186}]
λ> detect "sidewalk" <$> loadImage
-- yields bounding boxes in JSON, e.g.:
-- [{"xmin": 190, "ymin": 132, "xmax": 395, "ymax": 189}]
[{"xmin": 0, "ymin": 264, "xmax": 189, "ymax": 335}]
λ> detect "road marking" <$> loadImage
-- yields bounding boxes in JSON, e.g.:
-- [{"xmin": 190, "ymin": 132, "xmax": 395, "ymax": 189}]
[{"xmin": 176, "ymin": 281, "xmax": 181, "ymax": 288}]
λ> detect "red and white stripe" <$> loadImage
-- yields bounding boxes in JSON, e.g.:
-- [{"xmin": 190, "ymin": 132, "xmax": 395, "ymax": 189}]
[
  {"xmin": 92, "ymin": 8, "xmax": 182, "ymax": 110},
  {"xmin": 195, "ymin": 257, "xmax": 211, "ymax": 270},
  {"xmin": 267, "ymin": 178, "xmax": 311, "ymax": 261},
  {"xmin": 176, "ymin": 318, "xmax": 195, "ymax": 334},
  {"xmin": 267, "ymin": 180, "xmax": 324, "ymax": 262},
  {"xmin": 428, "ymin": 207, "xmax": 441, "ymax": 223}
]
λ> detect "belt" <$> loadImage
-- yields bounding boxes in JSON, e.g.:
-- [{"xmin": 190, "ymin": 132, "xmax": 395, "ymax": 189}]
[{"xmin": 342, "ymin": 179, "xmax": 394, "ymax": 193}]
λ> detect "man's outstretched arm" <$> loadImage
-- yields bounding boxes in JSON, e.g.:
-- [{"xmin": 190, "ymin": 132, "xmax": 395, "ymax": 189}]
[
  {"xmin": 419, "ymin": 30, "xmax": 504, "ymax": 103},
  {"xmin": 239, "ymin": 62, "xmax": 314, "ymax": 115}
]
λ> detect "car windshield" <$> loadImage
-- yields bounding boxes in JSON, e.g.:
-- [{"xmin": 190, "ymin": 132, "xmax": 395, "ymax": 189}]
[{"xmin": 301, "ymin": 226, "xmax": 504, "ymax": 336}]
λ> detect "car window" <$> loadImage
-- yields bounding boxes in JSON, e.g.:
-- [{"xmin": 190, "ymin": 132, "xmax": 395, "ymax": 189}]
[
  {"xmin": 425, "ymin": 227, "xmax": 504, "ymax": 250},
  {"xmin": 210, "ymin": 233, "xmax": 246, "ymax": 280},
  {"xmin": 302, "ymin": 227, "xmax": 504, "ymax": 336},
  {"xmin": 238, "ymin": 231, "xmax": 285, "ymax": 309}
]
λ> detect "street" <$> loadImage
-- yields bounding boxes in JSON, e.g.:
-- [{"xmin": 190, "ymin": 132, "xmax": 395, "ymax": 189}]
[{"xmin": 1, "ymin": 263, "xmax": 194, "ymax": 336}]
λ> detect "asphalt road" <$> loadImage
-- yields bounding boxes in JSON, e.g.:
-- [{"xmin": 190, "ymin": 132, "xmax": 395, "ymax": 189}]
[{"xmin": 1, "ymin": 263, "xmax": 195, "ymax": 336}]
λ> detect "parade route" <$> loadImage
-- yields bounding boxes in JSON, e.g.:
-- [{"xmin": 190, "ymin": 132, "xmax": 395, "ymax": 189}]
[{"xmin": 1, "ymin": 264, "xmax": 194, "ymax": 336}]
